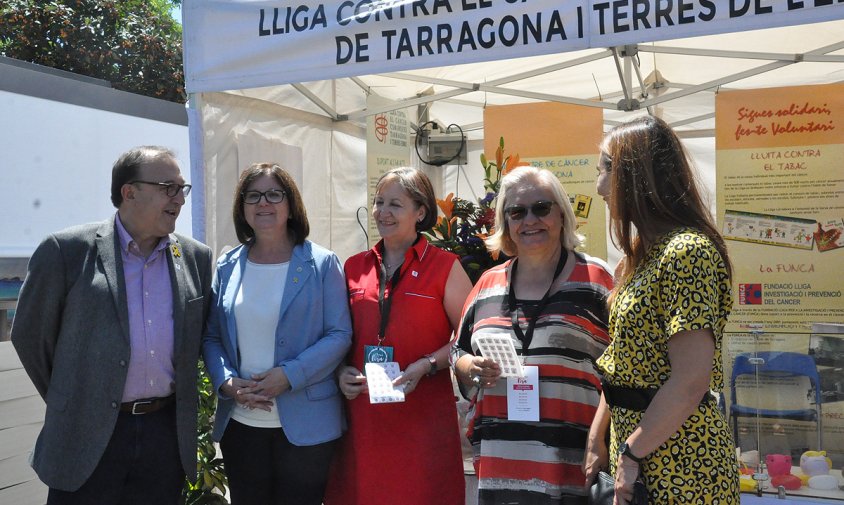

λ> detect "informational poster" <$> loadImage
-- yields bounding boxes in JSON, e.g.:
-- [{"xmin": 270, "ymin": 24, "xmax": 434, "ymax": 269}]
[
  {"xmin": 483, "ymin": 102, "xmax": 606, "ymax": 260},
  {"xmin": 716, "ymin": 84, "xmax": 844, "ymax": 491},
  {"xmin": 366, "ymin": 95, "xmax": 411, "ymax": 244},
  {"xmin": 716, "ymin": 84, "xmax": 844, "ymax": 331}
]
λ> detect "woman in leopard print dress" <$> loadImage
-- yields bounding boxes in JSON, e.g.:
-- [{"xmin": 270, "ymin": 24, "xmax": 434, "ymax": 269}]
[{"xmin": 584, "ymin": 116, "xmax": 739, "ymax": 504}]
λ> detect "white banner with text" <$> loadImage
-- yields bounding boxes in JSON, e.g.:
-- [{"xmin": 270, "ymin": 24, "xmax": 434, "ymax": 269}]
[{"xmin": 184, "ymin": 0, "xmax": 844, "ymax": 92}]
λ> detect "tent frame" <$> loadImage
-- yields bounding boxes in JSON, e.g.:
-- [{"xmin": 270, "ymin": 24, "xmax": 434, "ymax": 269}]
[{"xmin": 284, "ymin": 41, "xmax": 844, "ymax": 136}]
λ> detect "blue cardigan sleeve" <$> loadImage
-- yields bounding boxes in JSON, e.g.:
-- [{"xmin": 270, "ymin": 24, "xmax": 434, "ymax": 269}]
[
  {"xmin": 281, "ymin": 250, "xmax": 352, "ymax": 391},
  {"xmin": 201, "ymin": 262, "xmax": 238, "ymax": 396}
]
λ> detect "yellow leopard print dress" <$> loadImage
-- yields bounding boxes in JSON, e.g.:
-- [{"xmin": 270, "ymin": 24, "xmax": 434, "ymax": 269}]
[{"xmin": 597, "ymin": 228, "xmax": 739, "ymax": 504}]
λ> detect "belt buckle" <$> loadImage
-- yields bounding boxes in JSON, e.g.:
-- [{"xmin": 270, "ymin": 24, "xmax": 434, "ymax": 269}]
[{"xmin": 131, "ymin": 400, "xmax": 153, "ymax": 415}]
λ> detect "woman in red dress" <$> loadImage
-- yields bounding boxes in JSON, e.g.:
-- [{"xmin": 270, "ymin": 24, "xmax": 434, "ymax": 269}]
[{"xmin": 324, "ymin": 167, "xmax": 472, "ymax": 505}]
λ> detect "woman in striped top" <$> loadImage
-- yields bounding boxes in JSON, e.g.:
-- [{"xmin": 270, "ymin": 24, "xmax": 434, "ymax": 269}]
[{"xmin": 451, "ymin": 166, "xmax": 613, "ymax": 505}]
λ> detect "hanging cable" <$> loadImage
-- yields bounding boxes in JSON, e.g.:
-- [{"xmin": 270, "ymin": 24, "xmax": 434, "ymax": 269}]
[
  {"xmin": 355, "ymin": 206, "xmax": 369, "ymax": 249},
  {"xmin": 455, "ymin": 164, "xmax": 460, "ymax": 198},
  {"xmin": 414, "ymin": 120, "xmax": 437, "ymax": 164}
]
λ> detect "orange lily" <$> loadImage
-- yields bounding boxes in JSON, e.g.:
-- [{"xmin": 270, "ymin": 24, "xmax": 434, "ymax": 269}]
[
  {"xmin": 437, "ymin": 192, "xmax": 455, "ymax": 219},
  {"xmin": 502, "ymin": 153, "xmax": 529, "ymax": 175},
  {"xmin": 447, "ymin": 216, "xmax": 458, "ymax": 236},
  {"xmin": 495, "ymin": 144, "xmax": 504, "ymax": 171}
]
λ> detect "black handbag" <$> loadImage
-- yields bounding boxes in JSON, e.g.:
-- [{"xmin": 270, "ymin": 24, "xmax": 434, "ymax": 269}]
[{"xmin": 588, "ymin": 471, "xmax": 648, "ymax": 505}]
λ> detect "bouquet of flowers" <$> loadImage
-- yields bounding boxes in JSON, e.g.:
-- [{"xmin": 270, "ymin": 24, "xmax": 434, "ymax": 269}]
[{"xmin": 425, "ymin": 137, "xmax": 528, "ymax": 284}]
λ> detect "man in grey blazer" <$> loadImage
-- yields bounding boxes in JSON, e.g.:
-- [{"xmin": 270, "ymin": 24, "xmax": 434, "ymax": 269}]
[{"xmin": 11, "ymin": 146, "xmax": 213, "ymax": 504}]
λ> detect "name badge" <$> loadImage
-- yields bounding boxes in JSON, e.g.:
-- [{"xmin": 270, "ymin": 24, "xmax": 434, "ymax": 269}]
[
  {"xmin": 507, "ymin": 365, "xmax": 539, "ymax": 422},
  {"xmin": 364, "ymin": 345, "xmax": 394, "ymax": 364}
]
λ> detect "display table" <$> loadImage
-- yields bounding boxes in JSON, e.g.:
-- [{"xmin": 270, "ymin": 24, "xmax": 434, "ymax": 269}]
[
  {"xmin": 741, "ymin": 468, "xmax": 843, "ymax": 503},
  {"xmin": 742, "ymin": 495, "xmax": 840, "ymax": 504}
]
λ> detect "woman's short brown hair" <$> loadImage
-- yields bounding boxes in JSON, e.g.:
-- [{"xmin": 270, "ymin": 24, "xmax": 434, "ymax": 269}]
[
  {"xmin": 232, "ymin": 163, "xmax": 309, "ymax": 245},
  {"xmin": 375, "ymin": 167, "xmax": 438, "ymax": 231}
]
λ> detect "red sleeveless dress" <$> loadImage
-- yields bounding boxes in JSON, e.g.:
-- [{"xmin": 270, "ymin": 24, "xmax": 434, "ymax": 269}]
[{"xmin": 324, "ymin": 237, "xmax": 464, "ymax": 505}]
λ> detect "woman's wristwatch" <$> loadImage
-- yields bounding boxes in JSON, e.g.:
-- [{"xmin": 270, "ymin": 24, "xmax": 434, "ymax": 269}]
[
  {"xmin": 618, "ymin": 442, "xmax": 644, "ymax": 463},
  {"xmin": 424, "ymin": 354, "xmax": 438, "ymax": 376}
]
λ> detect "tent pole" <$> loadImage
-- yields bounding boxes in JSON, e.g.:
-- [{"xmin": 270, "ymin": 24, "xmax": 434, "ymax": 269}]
[
  {"xmin": 187, "ymin": 93, "xmax": 207, "ymax": 244},
  {"xmin": 292, "ymin": 83, "xmax": 340, "ymax": 120},
  {"xmin": 611, "ymin": 47, "xmax": 635, "ymax": 111}
]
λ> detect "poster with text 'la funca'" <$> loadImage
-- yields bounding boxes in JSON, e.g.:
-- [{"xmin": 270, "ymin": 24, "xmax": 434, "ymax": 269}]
[
  {"xmin": 716, "ymin": 83, "xmax": 844, "ymax": 335},
  {"xmin": 717, "ymin": 85, "xmax": 844, "ymax": 480}
]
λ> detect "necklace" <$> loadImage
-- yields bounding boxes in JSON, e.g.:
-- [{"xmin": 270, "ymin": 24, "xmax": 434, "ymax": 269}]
[{"xmin": 381, "ymin": 240, "xmax": 411, "ymax": 275}]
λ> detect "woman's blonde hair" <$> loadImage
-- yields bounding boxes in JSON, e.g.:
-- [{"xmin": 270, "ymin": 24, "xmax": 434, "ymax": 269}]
[{"xmin": 485, "ymin": 166, "xmax": 583, "ymax": 257}]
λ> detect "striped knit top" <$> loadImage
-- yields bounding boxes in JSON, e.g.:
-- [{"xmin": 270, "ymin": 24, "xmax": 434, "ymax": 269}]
[{"xmin": 452, "ymin": 251, "xmax": 613, "ymax": 504}]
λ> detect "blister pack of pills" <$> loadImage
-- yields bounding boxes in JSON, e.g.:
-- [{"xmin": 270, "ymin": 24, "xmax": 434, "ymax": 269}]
[
  {"xmin": 474, "ymin": 334, "xmax": 524, "ymax": 378},
  {"xmin": 365, "ymin": 362, "xmax": 405, "ymax": 404}
]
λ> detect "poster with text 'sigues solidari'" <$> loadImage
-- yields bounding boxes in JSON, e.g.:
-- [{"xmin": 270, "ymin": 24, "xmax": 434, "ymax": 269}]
[{"xmin": 716, "ymin": 84, "xmax": 844, "ymax": 482}]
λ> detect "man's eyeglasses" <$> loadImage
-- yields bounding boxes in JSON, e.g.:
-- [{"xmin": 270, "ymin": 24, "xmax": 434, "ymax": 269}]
[
  {"xmin": 130, "ymin": 180, "xmax": 192, "ymax": 198},
  {"xmin": 504, "ymin": 201, "xmax": 556, "ymax": 221},
  {"xmin": 242, "ymin": 189, "xmax": 286, "ymax": 205}
]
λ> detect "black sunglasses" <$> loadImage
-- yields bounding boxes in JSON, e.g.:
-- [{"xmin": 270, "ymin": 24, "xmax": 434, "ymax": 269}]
[
  {"xmin": 242, "ymin": 189, "xmax": 286, "ymax": 205},
  {"xmin": 504, "ymin": 201, "xmax": 556, "ymax": 221}
]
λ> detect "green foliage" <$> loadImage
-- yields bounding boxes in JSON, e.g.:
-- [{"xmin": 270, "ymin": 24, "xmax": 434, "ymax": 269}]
[
  {"xmin": 424, "ymin": 190, "xmax": 500, "ymax": 285},
  {"xmin": 182, "ymin": 362, "xmax": 228, "ymax": 505},
  {"xmin": 0, "ymin": 0, "xmax": 186, "ymax": 102}
]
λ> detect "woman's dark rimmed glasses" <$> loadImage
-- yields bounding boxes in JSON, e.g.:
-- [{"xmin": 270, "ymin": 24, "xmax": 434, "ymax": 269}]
[
  {"xmin": 504, "ymin": 201, "xmax": 556, "ymax": 221},
  {"xmin": 242, "ymin": 189, "xmax": 286, "ymax": 205},
  {"xmin": 130, "ymin": 180, "xmax": 192, "ymax": 197}
]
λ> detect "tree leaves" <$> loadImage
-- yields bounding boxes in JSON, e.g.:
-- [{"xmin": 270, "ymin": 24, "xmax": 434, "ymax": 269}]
[
  {"xmin": 182, "ymin": 362, "xmax": 229, "ymax": 504},
  {"xmin": 0, "ymin": 0, "xmax": 186, "ymax": 102}
]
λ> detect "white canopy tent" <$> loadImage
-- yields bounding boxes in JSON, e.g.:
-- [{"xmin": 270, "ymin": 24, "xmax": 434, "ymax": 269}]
[{"xmin": 181, "ymin": 0, "xmax": 844, "ymax": 262}]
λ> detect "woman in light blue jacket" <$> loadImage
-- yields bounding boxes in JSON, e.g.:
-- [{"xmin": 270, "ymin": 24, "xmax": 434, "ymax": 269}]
[{"xmin": 202, "ymin": 162, "xmax": 352, "ymax": 505}]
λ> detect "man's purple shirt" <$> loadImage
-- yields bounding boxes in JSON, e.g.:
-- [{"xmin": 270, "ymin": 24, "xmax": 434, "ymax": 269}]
[{"xmin": 115, "ymin": 214, "xmax": 176, "ymax": 402}]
